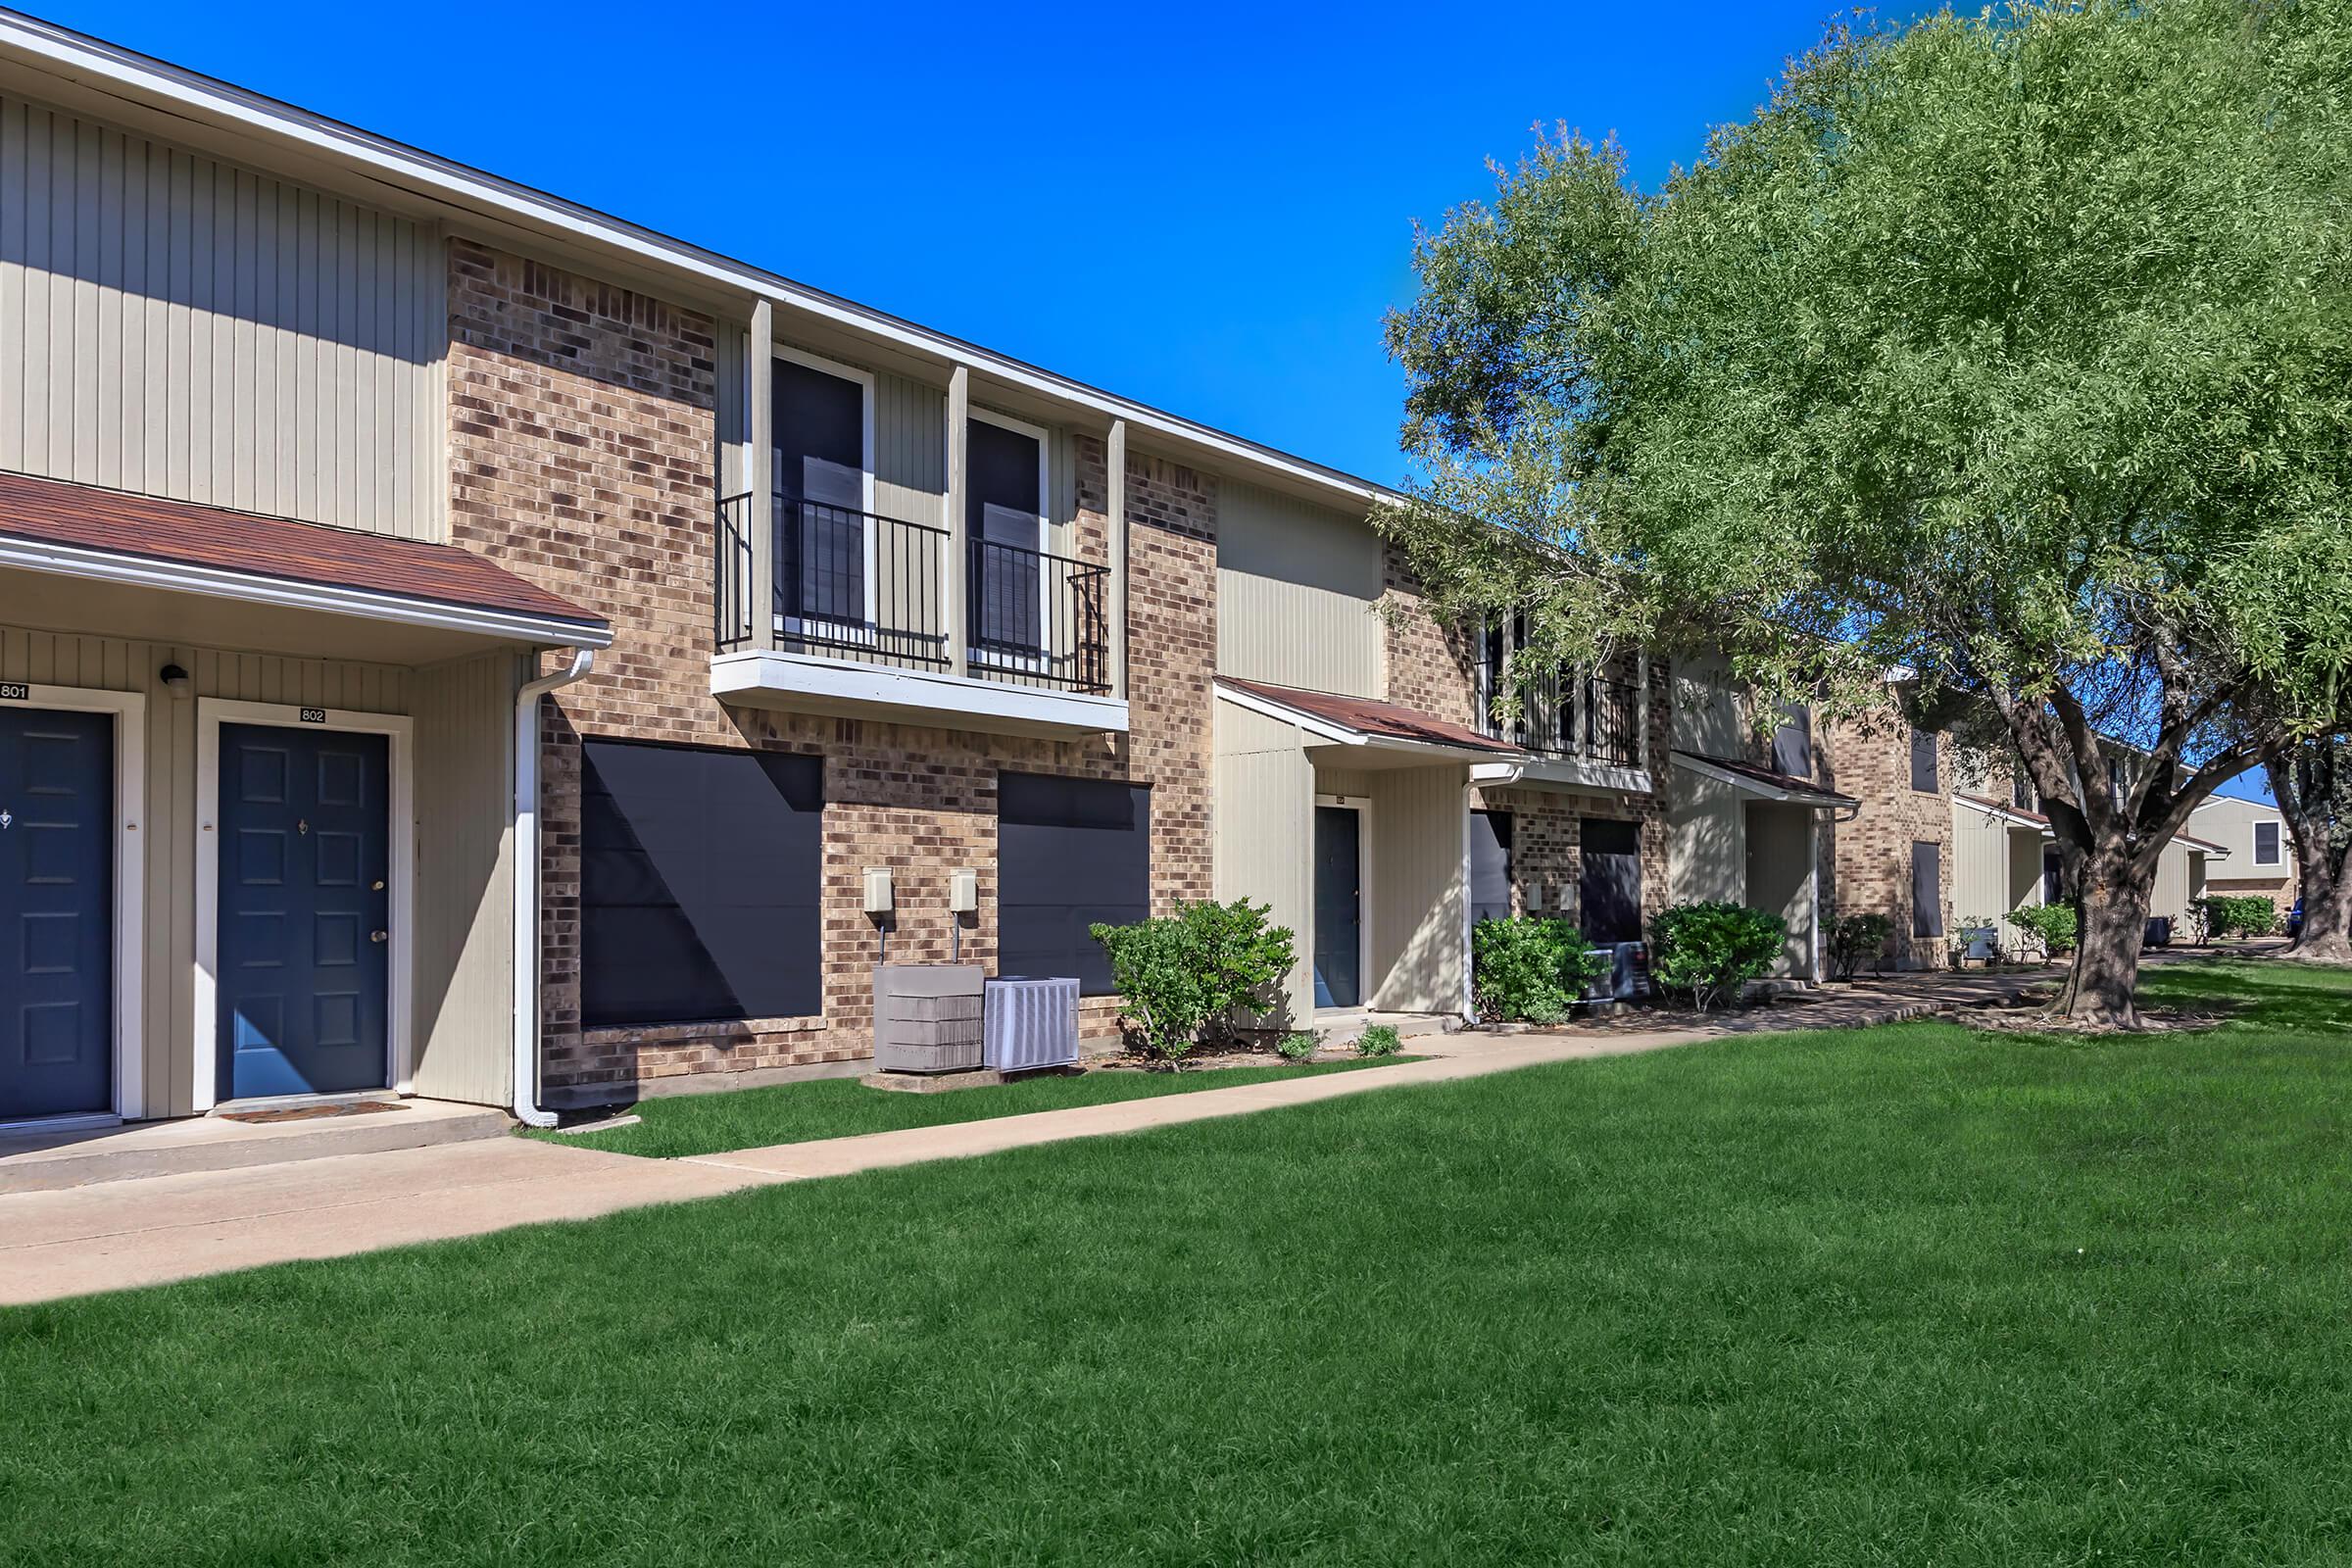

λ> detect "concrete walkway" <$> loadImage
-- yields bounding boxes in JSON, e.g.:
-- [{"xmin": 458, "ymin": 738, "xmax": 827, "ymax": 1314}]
[{"xmin": 0, "ymin": 969, "xmax": 2043, "ymax": 1306}]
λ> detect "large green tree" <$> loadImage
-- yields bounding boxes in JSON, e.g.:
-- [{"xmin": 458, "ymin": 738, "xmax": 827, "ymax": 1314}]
[
  {"xmin": 2267, "ymin": 739, "xmax": 2352, "ymax": 961},
  {"xmin": 1381, "ymin": 0, "xmax": 2352, "ymax": 1024}
]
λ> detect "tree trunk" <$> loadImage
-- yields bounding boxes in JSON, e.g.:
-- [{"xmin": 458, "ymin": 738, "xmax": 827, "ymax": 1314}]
[
  {"xmin": 2285, "ymin": 860, "xmax": 2352, "ymax": 963},
  {"xmin": 2065, "ymin": 857, "xmax": 2155, "ymax": 1027}
]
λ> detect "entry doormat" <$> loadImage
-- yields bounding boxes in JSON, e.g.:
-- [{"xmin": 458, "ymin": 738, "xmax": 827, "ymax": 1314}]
[{"xmin": 219, "ymin": 1101, "xmax": 411, "ymax": 1125}]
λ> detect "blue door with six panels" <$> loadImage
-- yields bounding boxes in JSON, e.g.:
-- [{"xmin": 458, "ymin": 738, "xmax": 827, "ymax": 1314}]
[
  {"xmin": 0, "ymin": 707, "xmax": 114, "ymax": 1121},
  {"xmin": 218, "ymin": 723, "xmax": 390, "ymax": 1101}
]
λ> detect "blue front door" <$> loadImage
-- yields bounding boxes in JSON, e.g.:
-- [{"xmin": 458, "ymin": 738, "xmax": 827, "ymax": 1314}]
[
  {"xmin": 1313, "ymin": 805, "xmax": 1362, "ymax": 1009},
  {"xmin": 0, "ymin": 707, "xmax": 114, "ymax": 1120},
  {"xmin": 218, "ymin": 724, "xmax": 390, "ymax": 1101}
]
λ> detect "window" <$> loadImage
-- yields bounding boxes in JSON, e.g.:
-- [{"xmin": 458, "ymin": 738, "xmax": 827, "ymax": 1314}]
[
  {"xmin": 1908, "ymin": 727, "xmax": 1938, "ymax": 794},
  {"xmin": 773, "ymin": 353, "xmax": 873, "ymax": 632},
  {"xmin": 2255, "ymin": 820, "xmax": 2282, "ymax": 866},
  {"xmin": 1579, "ymin": 817, "xmax": 1643, "ymax": 945},
  {"xmin": 1470, "ymin": 810, "xmax": 1514, "ymax": 924},
  {"xmin": 2012, "ymin": 770, "xmax": 2034, "ymax": 811},
  {"xmin": 969, "ymin": 413, "xmax": 1048, "ymax": 656},
  {"xmin": 580, "ymin": 741, "xmax": 823, "ymax": 1028},
  {"xmin": 1911, "ymin": 841, "xmax": 1944, "ymax": 938},
  {"xmin": 998, "ymin": 772, "xmax": 1150, "ymax": 995},
  {"xmin": 1771, "ymin": 704, "xmax": 1812, "ymax": 778}
]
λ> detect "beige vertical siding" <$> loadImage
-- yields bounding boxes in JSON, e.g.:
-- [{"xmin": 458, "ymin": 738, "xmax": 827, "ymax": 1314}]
[
  {"xmin": 409, "ymin": 650, "xmax": 518, "ymax": 1106},
  {"xmin": 2153, "ymin": 841, "xmax": 2193, "ymax": 929},
  {"xmin": 1671, "ymin": 657, "xmax": 1744, "ymax": 754},
  {"xmin": 1669, "ymin": 769, "xmax": 1747, "ymax": 905},
  {"xmin": 1213, "ymin": 702, "xmax": 1315, "ymax": 1025},
  {"xmin": 1, "ymin": 626, "xmax": 512, "ymax": 1117},
  {"xmin": 877, "ymin": 370, "xmax": 947, "ymax": 528},
  {"xmin": 1951, "ymin": 804, "xmax": 2012, "ymax": 930},
  {"xmin": 0, "ymin": 93, "xmax": 445, "ymax": 539},
  {"xmin": 1216, "ymin": 480, "xmax": 1384, "ymax": 698},
  {"xmin": 1363, "ymin": 764, "xmax": 1468, "ymax": 1014}
]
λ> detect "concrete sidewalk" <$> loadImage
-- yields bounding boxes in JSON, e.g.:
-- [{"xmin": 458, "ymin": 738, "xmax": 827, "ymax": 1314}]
[{"xmin": 0, "ymin": 968, "xmax": 2043, "ymax": 1306}]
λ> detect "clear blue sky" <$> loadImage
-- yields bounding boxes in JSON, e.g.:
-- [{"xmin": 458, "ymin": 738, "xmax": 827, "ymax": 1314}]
[
  {"xmin": 36, "ymin": 0, "xmax": 1885, "ymax": 486},
  {"xmin": 35, "ymin": 0, "xmax": 2277, "ymax": 803}
]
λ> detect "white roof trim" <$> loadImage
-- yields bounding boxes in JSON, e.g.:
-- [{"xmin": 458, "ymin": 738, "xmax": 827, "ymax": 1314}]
[
  {"xmin": 1673, "ymin": 752, "xmax": 1855, "ymax": 808},
  {"xmin": 0, "ymin": 10, "xmax": 1396, "ymax": 514},
  {"xmin": 1956, "ymin": 795, "xmax": 2056, "ymax": 836},
  {"xmin": 0, "ymin": 533, "xmax": 613, "ymax": 649}
]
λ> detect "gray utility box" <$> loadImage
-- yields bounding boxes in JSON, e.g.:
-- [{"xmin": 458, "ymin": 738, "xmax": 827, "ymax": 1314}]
[
  {"xmin": 872, "ymin": 964, "xmax": 984, "ymax": 1074},
  {"xmin": 984, "ymin": 976, "xmax": 1081, "ymax": 1072}
]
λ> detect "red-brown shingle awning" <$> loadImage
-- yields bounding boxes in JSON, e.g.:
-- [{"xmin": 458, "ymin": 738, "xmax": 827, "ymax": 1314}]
[
  {"xmin": 0, "ymin": 469, "xmax": 609, "ymax": 643},
  {"xmin": 1675, "ymin": 750, "xmax": 1859, "ymax": 807},
  {"xmin": 1218, "ymin": 676, "xmax": 1521, "ymax": 754}
]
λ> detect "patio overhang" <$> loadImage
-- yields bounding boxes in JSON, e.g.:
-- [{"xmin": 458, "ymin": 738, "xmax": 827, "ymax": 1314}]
[
  {"xmin": 0, "ymin": 470, "xmax": 611, "ymax": 663},
  {"xmin": 1216, "ymin": 676, "xmax": 1522, "ymax": 770},
  {"xmin": 1675, "ymin": 751, "xmax": 1857, "ymax": 811},
  {"xmin": 1957, "ymin": 793, "xmax": 2057, "ymax": 838}
]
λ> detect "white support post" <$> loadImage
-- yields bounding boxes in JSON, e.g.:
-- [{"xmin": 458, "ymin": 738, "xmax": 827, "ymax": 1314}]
[
  {"xmin": 747, "ymin": 300, "xmax": 776, "ymax": 652},
  {"xmin": 1106, "ymin": 417, "xmax": 1128, "ymax": 700},
  {"xmin": 945, "ymin": 364, "xmax": 970, "ymax": 675},
  {"xmin": 1636, "ymin": 649, "xmax": 1652, "ymax": 771}
]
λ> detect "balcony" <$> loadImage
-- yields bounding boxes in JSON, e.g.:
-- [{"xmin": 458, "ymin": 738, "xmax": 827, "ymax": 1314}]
[
  {"xmin": 710, "ymin": 491, "xmax": 1127, "ymax": 737},
  {"xmin": 1469, "ymin": 660, "xmax": 1652, "ymax": 795}
]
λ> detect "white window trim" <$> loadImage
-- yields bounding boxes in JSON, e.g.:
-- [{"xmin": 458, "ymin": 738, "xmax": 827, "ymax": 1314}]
[
  {"xmin": 0, "ymin": 684, "xmax": 147, "ymax": 1131},
  {"xmin": 1314, "ymin": 792, "xmax": 1375, "ymax": 1015},
  {"xmin": 967, "ymin": 406, "xmax": 1054, "ymax": 674},
  {"xmin": 193, "ymin": 699, "xmax": 415, "ymax": 1113},
  {"xmin": 770, "ymin": 344, "xmax": 880, "ymax": 646},
  {"xmin": 2254, "ymin": 820, "xmax": 2283, "ymax": 867}
]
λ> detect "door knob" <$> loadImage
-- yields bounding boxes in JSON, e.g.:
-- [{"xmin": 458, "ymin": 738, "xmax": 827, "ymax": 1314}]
[{"xmin": 370, "ymin": 930, "xmax": 388, "ymax": 943}]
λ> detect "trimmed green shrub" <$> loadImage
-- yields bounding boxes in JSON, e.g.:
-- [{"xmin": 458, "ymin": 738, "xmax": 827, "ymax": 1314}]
[
  {"xmin": 1091, "ymin": 898, "xmax": 1299, "ymax": 1065},
  {"xmin": 1179, "ymin": 898, "xmax": 1298, "ymax": 1043},
  {"xmin": 1471, "ymin": 916, "xmax": 1611, "ymax": 1023},
  {"xmin": 1355, "ymin": 1023, "xmax": 1402, "ymax": 1057},
  {"xmin": 1827, "ymin": 912, "xmax": 1894, "ymax": 980},
  {"xmin": 1274, "ymin": 1031, "xmax": 1321, "ymax": 1062},
  {"xmin": 1648, "ymin": 901, "xmax": 1788, "ymax": 1013},
  {"xmin": 2195, "ymin": 894, "xmax": 2279, "ymax": 939},
  {"xmin": 2009, "ymin": 904, "xmax": 2078, "ymax": 963}
]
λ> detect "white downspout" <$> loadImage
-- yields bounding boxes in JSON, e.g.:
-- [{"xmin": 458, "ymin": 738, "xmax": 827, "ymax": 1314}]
[{"xmin": 513, "ymin": 649, "xmax": 595, "ymax": 1128}]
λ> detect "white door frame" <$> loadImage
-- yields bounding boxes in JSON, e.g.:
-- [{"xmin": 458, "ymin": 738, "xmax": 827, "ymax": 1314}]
[
  {"xmin": 1314, "ymin": 792, "xmax": 1374, "ymax": 1013},
  {"xmin": 194, "ymin": 699, "xmax": 415, "ymax": 1112},
  {"xmin": 968, "ymin": 405, "xmax": 1054, "ymax": 671},
  {"xmin": 0, "ymin": 683, "xmax": 146, "ymax": 1131},
  {"xmin": 770, "ymin": 343, "xmax": 879, "ymax": 643}
]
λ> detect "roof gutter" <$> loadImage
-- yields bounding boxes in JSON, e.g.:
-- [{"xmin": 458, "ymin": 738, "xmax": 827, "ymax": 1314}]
[{"xmin": 512, "ymin": 648, "xmax": 594, "ymax": 1128}]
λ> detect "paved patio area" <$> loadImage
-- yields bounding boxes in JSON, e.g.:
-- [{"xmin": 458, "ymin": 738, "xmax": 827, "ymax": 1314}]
[{"xmin": 0, "ymin": 967, "xmax": 2053, "ymax": 1305}]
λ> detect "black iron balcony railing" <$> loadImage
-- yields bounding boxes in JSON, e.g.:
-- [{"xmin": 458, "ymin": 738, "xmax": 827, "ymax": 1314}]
[
  {"xmin": 713, "ymin": 491, "xmax": 1111, "ymax": 696},
  {"xmin": 1476, "ymin": 663, "xmax": 1644, "ymax": 768}
]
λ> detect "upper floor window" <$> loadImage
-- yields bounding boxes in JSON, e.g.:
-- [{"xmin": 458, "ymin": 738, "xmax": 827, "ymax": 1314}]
[
  {"xmin": 1771, "ymin": 704, "xmax": 1812, "ymax": 778},
  {"xmin": 2012, "ymin": 771, "xmax": 2034, "ymax": 811},
  {"xmin": 2255, "ymin": 820, "xmax": 2282, "ymax": 866},
  {"xmin": 773, "ymin": 350, "xmax": 876, "ymax": 635},
  {"xmin": 1909, "ymin": 726, "xmax": 1939, "ymax": 794},
  {"xmin": 968, "ymin": 410, "xmax": 1051, "ymax": 659}
]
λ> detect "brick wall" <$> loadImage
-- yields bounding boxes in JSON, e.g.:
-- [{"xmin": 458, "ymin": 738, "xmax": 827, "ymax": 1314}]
[
  {"xmin": 446, "ymin": 240, "xmax": 1217, "ymax": 1098},
  {"xmin": 1816, "ymin": 708, "xmax": 1953, "ymax": 969}
]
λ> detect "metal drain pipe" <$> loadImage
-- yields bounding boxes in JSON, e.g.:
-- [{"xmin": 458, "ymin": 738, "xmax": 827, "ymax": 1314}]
[{"xmin": 513, "ymin": 649, "xmax": 595, "ymax": 1128}]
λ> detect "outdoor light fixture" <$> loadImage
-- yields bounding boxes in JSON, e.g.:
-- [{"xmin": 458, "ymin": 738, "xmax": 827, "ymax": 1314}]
[{"xmin": 159, "ymin": 662, "xmax": 191, "ymax": 696}]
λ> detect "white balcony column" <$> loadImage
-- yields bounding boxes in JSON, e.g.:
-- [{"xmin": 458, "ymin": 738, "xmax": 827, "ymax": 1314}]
[
  {"xmin": 1636, "ymin": 649, "xmax": 1652, "ymax": 770},
  {"xmin": 945, "ymin": 364, "xmax": 970, "ymax": 674},
  {"xmin": 1106, "ymin": 417, "xmax": 1128, "ymax": 700},
  {"xmin": 747, "ymin": 299, "xmax": 777, "ymax": 653}
]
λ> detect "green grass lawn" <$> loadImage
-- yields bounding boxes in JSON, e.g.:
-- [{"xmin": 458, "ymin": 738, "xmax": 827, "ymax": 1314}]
[
  {"xmin": 7, "ymin": 959, "xmax": 2352, "ymax": 1565},
  {"xmin": 527, "ymin": 1054, "xmax": 1415, "ymax": 1158}
]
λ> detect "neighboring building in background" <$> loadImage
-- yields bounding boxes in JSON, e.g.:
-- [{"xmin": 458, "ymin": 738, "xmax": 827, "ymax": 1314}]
[
  {"xmin": 1661, "ymin": 657, "xmax": 1856, "ymax": 982},
  {"xmin": 2189, "ymin": 796, "xmax": 2300, "ymax": 910}
]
